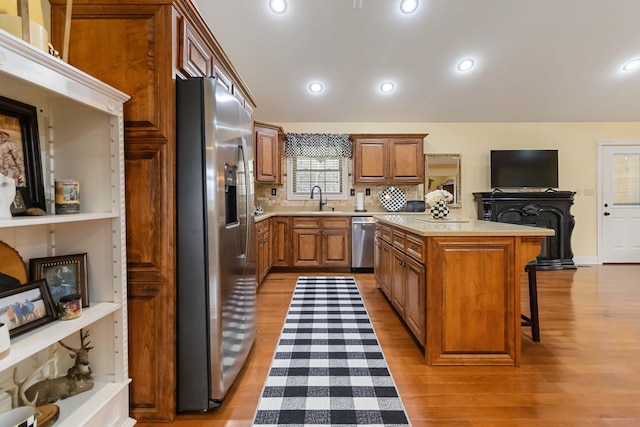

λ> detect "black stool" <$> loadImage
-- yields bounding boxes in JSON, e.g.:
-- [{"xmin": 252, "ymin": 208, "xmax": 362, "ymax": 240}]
[{"xmin": 521, "ymin": 263, "xmax": 540, "ymax": 342}]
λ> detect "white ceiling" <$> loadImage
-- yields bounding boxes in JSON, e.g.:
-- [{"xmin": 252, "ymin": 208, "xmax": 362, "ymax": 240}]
[{"xmin": 194, "ymin": 0, "xmax": 640, "ymax": 123}]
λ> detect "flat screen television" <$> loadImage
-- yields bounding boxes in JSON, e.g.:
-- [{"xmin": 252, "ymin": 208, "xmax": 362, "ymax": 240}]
[{"xmin": 490, "ymin": 149, "xmax": 559, "ymax": 189}]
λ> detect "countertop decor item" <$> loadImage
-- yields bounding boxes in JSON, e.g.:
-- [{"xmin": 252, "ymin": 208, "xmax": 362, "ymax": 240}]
[
  {"xmin": 430, "ymin": 200, "xmax": 449, "ymax": 219},
  {"xmin": 380, "ymin": 186, "xmax": 406, "ymax": 212},
  {"xmin": 406, "ymin": 200, "xmax": 426, "ymax": 212},
  {"xmin": 425, "ymin": 189, "xmax": 453, "ymax": 206}
]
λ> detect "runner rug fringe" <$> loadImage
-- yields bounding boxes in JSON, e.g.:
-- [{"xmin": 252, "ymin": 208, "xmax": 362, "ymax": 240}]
[{"xmin": 252, "ymin": 276, "xmax": 411, "ymax": 426}]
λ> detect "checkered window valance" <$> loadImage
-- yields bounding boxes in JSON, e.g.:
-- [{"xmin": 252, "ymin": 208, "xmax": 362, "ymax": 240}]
[{"xmin": 284, "ymin": 133, "xmax": 352, "ymax": 157}]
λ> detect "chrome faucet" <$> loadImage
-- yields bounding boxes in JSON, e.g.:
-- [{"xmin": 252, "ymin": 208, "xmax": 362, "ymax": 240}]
[{"xmin": 310, "ymin": 185, "xmax": 328, "ymax": 211}]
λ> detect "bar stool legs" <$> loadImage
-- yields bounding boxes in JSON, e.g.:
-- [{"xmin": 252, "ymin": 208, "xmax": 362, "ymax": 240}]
[{"xmin": 521, "ymin": 264, "xmax": 540, "ymax": 342}]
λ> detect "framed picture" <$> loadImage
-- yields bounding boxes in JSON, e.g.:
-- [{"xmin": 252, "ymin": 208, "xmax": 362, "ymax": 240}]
[
  {"xmin": 0, "ymin": 279, "xmax": 58, "ymax": 337},
  {"xmin": 29, "ymin": 253, "xmax": 89, "ymax": 307},
  {"xmin": 0, "ymin": 94, "xmax": 46, "ymax": 214}
]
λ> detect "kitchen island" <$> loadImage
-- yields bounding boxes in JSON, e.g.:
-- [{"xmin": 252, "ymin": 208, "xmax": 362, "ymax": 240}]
[{"xmin": 372, "ymin": 214, "xmax": 554, "ymax": 366}]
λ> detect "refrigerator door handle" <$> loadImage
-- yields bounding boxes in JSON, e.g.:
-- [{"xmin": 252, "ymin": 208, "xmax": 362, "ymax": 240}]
[{"xmin": 238, "ymin": 143, "xmax": 252, "ymax": 265}]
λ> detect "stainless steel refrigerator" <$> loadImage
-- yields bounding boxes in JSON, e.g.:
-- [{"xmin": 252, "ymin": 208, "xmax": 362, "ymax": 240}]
[{"xmin": 176, "ymin": 77, "xmax": 256, "ymax": 411}]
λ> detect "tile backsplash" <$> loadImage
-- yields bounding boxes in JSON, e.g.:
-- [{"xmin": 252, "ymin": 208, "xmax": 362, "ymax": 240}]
[{"xmin": 255, "ymin": 182, "xmax": 425, "ymax": 212}]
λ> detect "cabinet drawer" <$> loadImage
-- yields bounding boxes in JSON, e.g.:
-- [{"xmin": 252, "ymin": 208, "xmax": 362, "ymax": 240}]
[
  {"xmin": 256, "ymin": 220, "xmax": 269, "ymax": 236},
  {"xmin": 322, "ymin": 217, "xmax": 350, "ymax": 229},
  {"xmin": 392, "ymin": 230, "xmax": 406, "ymax": 250},
  {"xmin": 376, "ymin": 224, "xmax": 392, "ymax": 243},
  {"xmin": 405, "ymin": 233, "xmax": 426, "ymax": 264},
  {"xmin": 293, "ymin": 217, "xmax": 322, "ymax": 228}
]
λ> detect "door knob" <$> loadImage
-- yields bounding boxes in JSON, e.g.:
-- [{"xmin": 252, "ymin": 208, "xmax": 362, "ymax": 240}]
[{"xmin": 604, "ymin": 212, "xmax": 610, "ymax": 216}]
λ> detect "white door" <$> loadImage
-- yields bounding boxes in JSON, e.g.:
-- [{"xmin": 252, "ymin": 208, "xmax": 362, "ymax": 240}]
[{"xmin": 598, "ymin": 142, "xmax": 640, "ymax": 263}]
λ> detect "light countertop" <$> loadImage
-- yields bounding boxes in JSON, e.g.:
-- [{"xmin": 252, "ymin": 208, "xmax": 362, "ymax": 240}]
[
  {"xmin": 254, "ymin": 210, "xmax": 555, "ymax": 237},
  {"xmin": 372, "ymin": 214, "xmax": 556, "ymax": 237},
  {"xmin": 253, "ymin": 209, "xmax": 414, "ymax": 222}
]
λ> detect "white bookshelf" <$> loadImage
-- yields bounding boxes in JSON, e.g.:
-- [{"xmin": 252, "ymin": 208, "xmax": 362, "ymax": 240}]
[{"xmin": 0, "ymin": 30, "xmax": 134, "ymax": 426}]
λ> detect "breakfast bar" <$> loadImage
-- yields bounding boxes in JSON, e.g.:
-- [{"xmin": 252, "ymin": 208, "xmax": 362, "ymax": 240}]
[{"xmin": 372, "ymin": 214, "xmax": 554, "ymax": 366}]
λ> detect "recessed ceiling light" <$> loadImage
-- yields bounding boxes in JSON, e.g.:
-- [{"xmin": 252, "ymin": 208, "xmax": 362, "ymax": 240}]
[
  {"xmin": 622, "ymin": 58, "xmax": 640, "ymax": 72},
  {"xmin": 309, "ymin": 82, "xmax": 324, "ymax": 93},
  {"xmin": 457, "ymin": 58, "xmax": 475, "ymax": 72},
  {"xmin": 380, "ymin": 82, "xmax": 395, "ymax": 93},
  {"xmin": 400, "ymin": 0, "xmax": 419, "ymax": 14},
  {"xmin": 269, "ymin": 0, "xmax": 287, "ymax": 14}
]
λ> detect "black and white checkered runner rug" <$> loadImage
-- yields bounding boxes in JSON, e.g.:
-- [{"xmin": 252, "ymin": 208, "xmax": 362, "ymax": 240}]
[{"xmin": 253, "ymin": 276, "xmax": 411, "ymax": 426}]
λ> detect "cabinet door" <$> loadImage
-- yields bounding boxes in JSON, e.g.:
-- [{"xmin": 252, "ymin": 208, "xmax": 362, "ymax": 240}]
[
  {"xmin": 293, "ymin": 228, "xmax": 322, "ymax": 267},
  {"xmin": 389, "ymin": 138, "xmax": 424, "ymax": 184},
  {"xmin": 256, "ymin": 236, "xmax": 265, "ymax": 284},
  {"xmin": 255, "ymin": 124, "xmax": 280, "ymax": 183},
  {"xmin": 404, "ymin": 256, "xmax": 426, "ymax": 345},
  {"xmin": 322, "ymin": 228, "xmax": 350, "ymax": 267},
  {"xmin": 260, "ymin": 231, "xmax": 271, "ymax": 283},
  {"xmin": 272, "ymin": 217, "xmax": 291, "ymax": 266},
  {"xmin": 178, "ymin": 17, "xmax": 212, "ymax": 77},
  {"xmin": 353, "ymin": 138, "xmax": 388, "ymax": 183},
  {"xmin": 374, "ymin": 238, "xmax": 392, "ymax": 298},
  {"xmin": 390, "ymin": 248, "xmax": 406, "ymax": 317}
]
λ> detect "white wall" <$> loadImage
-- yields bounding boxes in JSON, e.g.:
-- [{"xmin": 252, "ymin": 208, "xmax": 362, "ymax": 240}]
[{"xmin": 277, "ymin": 121, "xmax": 640, "ymax": 261}]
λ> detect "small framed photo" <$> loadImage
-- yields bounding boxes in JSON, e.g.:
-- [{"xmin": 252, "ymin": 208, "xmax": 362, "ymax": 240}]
[
  {"xmin": 29, "ymin": 253, "xmax": 88, "ymax": 307},
  {"xmin": 0, "ymin": 279, "xmax": 58, "ymax": 337}
]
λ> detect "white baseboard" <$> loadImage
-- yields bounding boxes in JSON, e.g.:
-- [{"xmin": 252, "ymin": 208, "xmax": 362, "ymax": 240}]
[{"xmin": 573, "ymin": 256, "xmax": 599, "ymax": 266}]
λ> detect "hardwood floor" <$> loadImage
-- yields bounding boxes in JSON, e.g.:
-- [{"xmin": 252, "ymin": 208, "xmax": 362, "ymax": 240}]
[{"xmin": 137, "ymin": 265, "xmax": 640, "ymax": 426}]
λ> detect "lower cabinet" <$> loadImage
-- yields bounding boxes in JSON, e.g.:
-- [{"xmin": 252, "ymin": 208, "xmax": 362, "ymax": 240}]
[
  {"xmin": 256, "ymin": 219, "xmax": 271, "ymax": 285},
  {"xmin": 374, "ymin": 224, "xmax": 426, "ymax": 345},
  {"xmin": 391, "ymin": 248, "xmax": 407, "ymax": 318},
  {"xmin": 272, "ymin": 217, "xmax": 292, "ymax": 267},
  {"xmin": 292, "ymin": 217, "xmax": 350, "ymax": 268},
  {"xmin": 374, "ymin": 237, "xmax": 392, "ymax": 296},
  {"xmin": 404, "ymin": 255, "xmax": 426, "ymax": 344}
]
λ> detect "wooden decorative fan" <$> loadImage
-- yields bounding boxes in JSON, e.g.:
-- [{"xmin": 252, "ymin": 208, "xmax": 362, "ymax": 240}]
[{"xmin": 0, "ymin": 241, "xmax": 27, "ymax": 284}]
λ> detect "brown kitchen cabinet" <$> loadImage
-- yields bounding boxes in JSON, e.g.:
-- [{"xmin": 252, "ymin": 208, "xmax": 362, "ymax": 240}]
[
  {"xmin": 374, "ymin": 236, "xmax": 392, "ymax": 296},
  {"xmin": 352, "ymin": 134, "xmax": 428, "ymax": 184},
  {"xmin": 374, "ymin": 219, "xmax": 545, "ymax": 366},
  {"xmin": 254, "ymin": 121, "xmax": 284, "ymax": 183},
  {"xmin": 292, "ymin": 217, "xmax": 350, "ymax": 268},
  {"xmin": 256, "ymin": 219, "xmax": 271, "ymax": 285},
  {"xmin": 50, "ymin": 0, "xmax": 257, "ymax": 421},
  {"xmin": 272, "ymin": 217, "xmax": 292, "ymax": 266},
  {"xmin": 374, "ymin": 224, "xmax": 426, "ymax": 346}
]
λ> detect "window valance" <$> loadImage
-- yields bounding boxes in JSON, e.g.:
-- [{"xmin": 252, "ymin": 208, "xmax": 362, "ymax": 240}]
[{"xmin": 284, "ymin": 133, "xmax": 352, "ymax": 157}]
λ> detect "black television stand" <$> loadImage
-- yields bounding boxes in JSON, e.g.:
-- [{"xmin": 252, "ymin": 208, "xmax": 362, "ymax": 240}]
[{"xmin": 473, "ymin": 191, "xmax": 576, "ymax": 270}]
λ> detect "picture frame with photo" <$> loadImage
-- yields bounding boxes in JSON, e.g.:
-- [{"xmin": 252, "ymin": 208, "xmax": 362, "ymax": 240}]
[
  {"xmin": 29, "ymin": 253, "xmax": 89, "ymax": 307},
  {"xmin": 0, "ymin": 279, "xmax": 58, "ymax": 337},
  {"xmin": 0, "ymin": 94, "xmax": 46, "ymax": 214}
]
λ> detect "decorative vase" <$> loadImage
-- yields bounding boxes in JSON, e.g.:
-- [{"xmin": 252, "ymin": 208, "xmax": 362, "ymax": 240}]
[
  {"xmin": 430, "ymin": 200, "xmax": 449, "ymax": 219},
  {"xmin": 0, "ymin": 322, "xmax": 9, "ymax": 359}
]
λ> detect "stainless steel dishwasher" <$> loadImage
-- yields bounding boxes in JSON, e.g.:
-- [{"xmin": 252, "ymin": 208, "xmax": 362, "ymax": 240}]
[{"xmin": 351, "ymin": 216, "xmax": 375, "ymax": 271}]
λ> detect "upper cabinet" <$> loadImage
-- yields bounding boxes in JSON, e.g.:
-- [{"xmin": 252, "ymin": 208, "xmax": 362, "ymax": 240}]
[
  {"xmin": 254, "ymin": 121, "xmax": 284, "ymax": 183},
  {"xmin": 352, "ymin": 134, "xmax": 427, "ymax": 184}
]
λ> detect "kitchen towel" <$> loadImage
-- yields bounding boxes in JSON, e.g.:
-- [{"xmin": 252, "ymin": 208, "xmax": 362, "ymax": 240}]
[{"xmin": 252, "ymin": 276, "xmax": 411, "ymax": 426}]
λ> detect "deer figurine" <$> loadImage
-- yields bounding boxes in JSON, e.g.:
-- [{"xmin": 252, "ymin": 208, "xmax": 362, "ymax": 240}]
[{"xmin": 19, "ymin": 329, "xmax": 95, "ymax": 406}]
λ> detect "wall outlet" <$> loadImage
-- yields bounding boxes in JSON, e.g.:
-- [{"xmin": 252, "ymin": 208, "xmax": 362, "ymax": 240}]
[
  {"xmin": 365, "ymin": 188, "xmax": 371, "ymax": 196},
  {"xmin": 271, "ymin": 188, "xmax": 276, "ymax": 196},
  {"xmin": 350, "ymin": 189, "xmax": 355, "ymax": 196}
]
